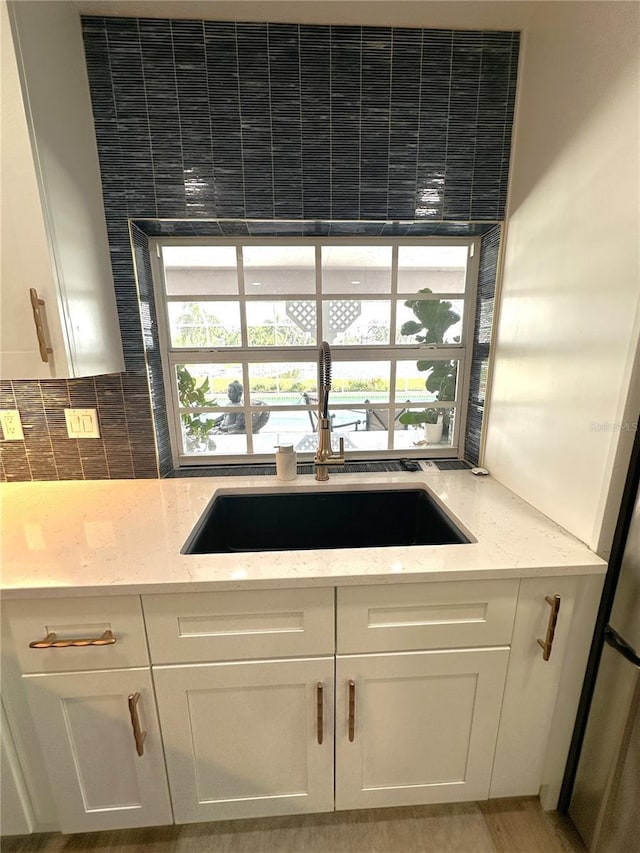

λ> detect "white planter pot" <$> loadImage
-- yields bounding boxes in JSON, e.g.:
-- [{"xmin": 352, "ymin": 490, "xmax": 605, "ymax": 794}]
[{"xmin": 424, "ymin": 422, "xmax": 443, "ymax": 444}]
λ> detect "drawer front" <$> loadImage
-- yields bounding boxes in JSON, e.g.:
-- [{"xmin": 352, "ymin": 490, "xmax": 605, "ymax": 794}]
[
  {"xmin": 4, "ymin": 596, "xmax": 148, "ymax": 673},
  {"xmin": 142, "ymin": 587, "xmax": 335, "ymax": 663},
  {"xmin": 337, "ymin": 580, "xmax": 519, "ymax": 653}
]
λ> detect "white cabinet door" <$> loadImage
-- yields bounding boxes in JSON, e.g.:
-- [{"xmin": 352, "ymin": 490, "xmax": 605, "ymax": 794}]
[
  {"xmin": 489, "ymin": 576, "xmax": 579, "ymax": 799},
  {"xmin": 1, "ymin": 703, "xmax": 33, "ymax": 836},
  {"xmin": 490, "ymin": 574, "xmax": 604, "ymax": 809},
  {"xmin": 1, "ymin": 1, "xmax": 123, "ymax": 379},
  {"xmin": 153, "ymin": 657, "xmax": 334, "ymax": 823},
  {"xmin": 335, "ymin": 648, "xmax": 509, "ymax": 810},
  {"xmin": 22, "ymin": 668, "xmax": 172, "ymax": 834}
]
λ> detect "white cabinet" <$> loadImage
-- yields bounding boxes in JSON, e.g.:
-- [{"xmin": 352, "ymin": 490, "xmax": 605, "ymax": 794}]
[
  {"xmin": 143, "ymin": 587, "xmax": 335, "ymax": 664},
  {"xmin": 1, "ymin": 702, "xmax": 34, "ymax": 836},
  {"xmin": 335, "ymin": 649, "xmax": 510, "ymax": 810},
  {"xmin": 22, "ymin": 668, "xmax": 172, "ymax": 834},
  {"xmin": 6, "ymin": 594, "xmax": 149, "ymax": 674},
  {"xmin": 145, "ymin": 587, "xmax": 336, "ymax": 823},
  {"xmin": 0, "ymin": 0, "xmax": 123, "ymax": 379},
  {"xmin": 2, "ymin": 594, "xmax": 172, "ymax": 834},
  {"xmin": 489, "ymin": 575, "xmax": 600, "ymax": 803},
  {"xmin": 154, "ymin": 658, "xmax": 335, "ymax": 823},
  {"xmin": 147, "ymin": 582, "xmax": 516, "ymax": 823},
  {"xmin": 335, "ymin": 580, "xmax": 515, "ymax": 811},
  {"xmin": 0, "ymin": 574, "xmax": 602, "ymax": 833},
  {"xmin": 337, "ymin": 579, "xmax": 519, "ymax": 652}
]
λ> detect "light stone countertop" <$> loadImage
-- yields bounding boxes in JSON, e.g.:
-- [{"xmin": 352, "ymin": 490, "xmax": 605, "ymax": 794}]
[{"xmin": 0, "ymin": 470, "xmax": 607, "ymax": 599}]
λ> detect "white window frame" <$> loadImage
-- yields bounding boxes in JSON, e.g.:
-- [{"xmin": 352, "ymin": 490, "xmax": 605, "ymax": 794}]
[{"xmin": 150, "ymin": 236, "xmax": 480, "ymax": 468}]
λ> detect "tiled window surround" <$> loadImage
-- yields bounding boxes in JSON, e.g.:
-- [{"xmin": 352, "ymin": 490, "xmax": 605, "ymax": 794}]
[{"xmin": 0, "ymin": 19, "xmax": 516, "ymax": 482}]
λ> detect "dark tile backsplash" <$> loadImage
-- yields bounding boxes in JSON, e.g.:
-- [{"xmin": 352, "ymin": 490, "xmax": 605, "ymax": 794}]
[
  {"xmin": 83, "ymin": 18, "xmax": 518, "ymax": 222},
  {"xmin": 1, "ymin": 17, "xmax": 517, "ymax": 481}
]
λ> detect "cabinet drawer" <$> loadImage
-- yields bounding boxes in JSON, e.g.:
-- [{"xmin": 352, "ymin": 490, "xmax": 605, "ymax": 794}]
[
  {"xmin": 142, "ymin": 588, "xmax": 335, "ymax": 663},
  {"xmin": 337, "ymin": 580, "xmax": 519, "ymax": 653},
  {"xmin": 4, "ymin": 596, "xmax": 148, "ymax": 673}
]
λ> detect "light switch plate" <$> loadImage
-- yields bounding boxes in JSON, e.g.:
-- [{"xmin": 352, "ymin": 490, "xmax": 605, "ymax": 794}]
[
  {"xmin": 0, "ymin": 410, "xmax": 25, "ymax": 440},
  {"xmin": 65, "ymin": 408, "xmax": 100, "ymax": 439}
]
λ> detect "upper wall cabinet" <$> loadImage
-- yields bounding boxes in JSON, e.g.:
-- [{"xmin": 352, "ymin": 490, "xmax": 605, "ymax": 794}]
[{"xmin": 0, "ymin": 1, "xmax": 124, "ymax": 380}]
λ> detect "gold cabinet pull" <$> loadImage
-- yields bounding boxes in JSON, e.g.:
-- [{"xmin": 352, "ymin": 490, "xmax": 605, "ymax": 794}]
[
  {"xmin": 316, "ymin": 682, "xmax": 324, "ymax": 745},
  {"xmin": 29, "ymin": 288, "xmax": 53, "ymax": 363},
  {"xmin": 537, "ymin": 595, "xmax": 561, "ymax": 661},
  {"xmin": 348, "ymin": 679, "xmax": 356, "ymax": 742},
  {"xmin": 29, "ymin": 629, "xmax": 116, "ymax": 649},
  {"xmin": 127, "ymin": 692, "xmax": 146, "ymax": 757}
]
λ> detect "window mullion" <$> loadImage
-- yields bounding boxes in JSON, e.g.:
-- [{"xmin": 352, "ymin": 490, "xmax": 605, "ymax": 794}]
[
  {"xmin": 237, "ymin": 245, "xmax": 249, "ymax": 348},
  {"xmin": 449, "ymin": 352, "xmax": 464, "ymax": 452},
  {"xmin": 241, "ymin": 360, "xmax": 253, "ymax": 453},
  {"xmin": 390, "ymin": 243, "xmax": 398, "ymax": 348},
  {"xmin": 165, "ymin": 294, "xmax": 242, "ymax": 303},
  {"xmin": 388, "ymin": 244, "xmax": 398, "ymax": 450},
  {"xmin": 315, "ymin": 244, "xmax": 323, "ymax": 343},
  {"xmin": 388, "ymin": 359, "xmax": 397, "ymax": 451}
]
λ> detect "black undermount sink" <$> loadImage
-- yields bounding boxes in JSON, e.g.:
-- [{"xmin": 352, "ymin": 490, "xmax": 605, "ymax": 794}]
[{"xmin": 182, "ymin": 487, "xmax": 471, "ymax": 554}]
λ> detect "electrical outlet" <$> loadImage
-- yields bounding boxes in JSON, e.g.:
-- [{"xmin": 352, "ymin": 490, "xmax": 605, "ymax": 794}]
[
  {"xmin": 0, "ymin": 410, "xmax": 25, "ymax": 440},
  {"xmin": 65, "ymin": 408, "xmax": 100, "ymax": 439}
]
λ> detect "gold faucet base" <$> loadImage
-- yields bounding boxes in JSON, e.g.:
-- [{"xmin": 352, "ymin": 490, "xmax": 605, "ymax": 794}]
[{"xmin": 313, "ymin": 419, "xmax": 345, "ymax": 481}]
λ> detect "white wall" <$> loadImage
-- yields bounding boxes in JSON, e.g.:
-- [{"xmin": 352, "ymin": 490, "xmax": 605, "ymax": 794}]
[
  {"xmin": 484, "ymin": 1, "xmax": 640, "ymax": 554},
  {"xmin": 73, "ymin": 0, "xmax": 538, "ymax": 30}
]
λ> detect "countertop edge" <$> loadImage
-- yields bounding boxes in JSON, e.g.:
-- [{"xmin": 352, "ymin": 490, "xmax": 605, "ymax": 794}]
[{"xmin": 0, "ymin": 561, "xmax": 607, "ymax": 600}]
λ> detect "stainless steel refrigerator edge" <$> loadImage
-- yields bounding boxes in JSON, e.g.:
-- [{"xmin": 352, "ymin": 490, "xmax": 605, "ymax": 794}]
[{"xmin": 570, "ymin": 447, "xmax": 640, "ymax": 852}]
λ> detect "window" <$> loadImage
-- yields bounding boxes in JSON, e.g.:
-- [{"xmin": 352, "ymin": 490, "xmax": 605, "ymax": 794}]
[{"xmin": 153, "ymin": 239, "xmax": 478, "ymax": 466}]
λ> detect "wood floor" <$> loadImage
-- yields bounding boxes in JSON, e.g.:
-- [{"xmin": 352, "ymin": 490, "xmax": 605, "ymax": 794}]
[{"xmin": 1, "ymin": 798, "xmax": 586, "ymax": 853}]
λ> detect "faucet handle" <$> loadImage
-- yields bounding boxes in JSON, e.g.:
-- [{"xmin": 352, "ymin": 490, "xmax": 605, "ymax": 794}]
[{"xmin": 327, "ymin": 434, "xmax": 345, "ymax": 464}]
